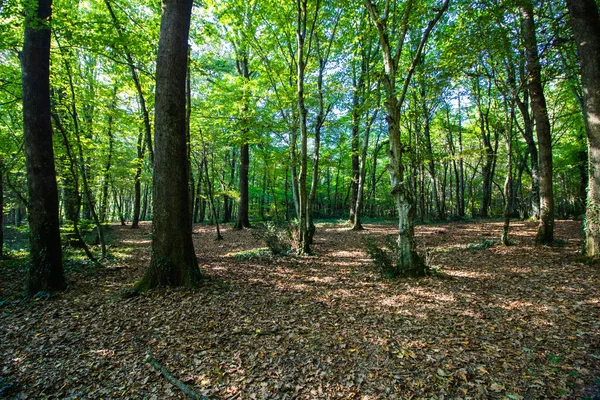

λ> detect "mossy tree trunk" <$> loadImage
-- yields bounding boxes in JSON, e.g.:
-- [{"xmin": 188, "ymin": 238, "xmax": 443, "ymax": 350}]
[
  {"xmin": 566, "ymin": 0, "xmax": 600, "ymax": 256},
  {"xmin": 136, "ymin": 0, "xmax": 201, "ymax": 291},
  {"xmin": 21, "ymin": 0, "xmax": 65, "ymax": 294},
  {"xmin": 365, "ymin": 0, "xmax": 448, "ymax": 273}
]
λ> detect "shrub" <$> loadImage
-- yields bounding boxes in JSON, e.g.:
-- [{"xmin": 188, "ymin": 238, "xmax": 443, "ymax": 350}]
[{"xmin": 252, "ymin": 222, "xmax": 294, "ymax": 256}]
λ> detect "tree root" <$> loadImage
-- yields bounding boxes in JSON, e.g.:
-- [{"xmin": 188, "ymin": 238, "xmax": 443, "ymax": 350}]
[{"xmin": 144, "ymin": 354, "xmax": 210, "ymax": 400}]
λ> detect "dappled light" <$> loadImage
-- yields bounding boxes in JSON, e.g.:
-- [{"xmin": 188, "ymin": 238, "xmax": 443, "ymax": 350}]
[{"xmin": 2, "ymin": 220, "xmax": 598, "ymax": 398}]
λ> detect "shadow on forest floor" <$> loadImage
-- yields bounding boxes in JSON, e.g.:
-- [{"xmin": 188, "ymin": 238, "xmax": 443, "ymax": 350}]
[{"xmin": 0, "ymin": 219, "xmax": 599, "ymax": 399}]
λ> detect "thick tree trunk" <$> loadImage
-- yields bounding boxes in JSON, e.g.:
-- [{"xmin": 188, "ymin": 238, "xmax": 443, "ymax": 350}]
[
  {"xmin": 522, "ymin": 1, "xmax": 554, "ymax": 243},
  {"xmin": 21, "ymin": 0, "xmax": 65, "ymax": 294},
  {"xmin": 566, "ymin": 0, "xmax": 600, "ymax": 256},
  {"xmin": 136, "ymin": 0, "xmax": 201, "ymax": 291}
]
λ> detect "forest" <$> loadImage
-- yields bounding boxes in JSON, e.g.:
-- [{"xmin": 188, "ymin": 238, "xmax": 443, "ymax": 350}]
[{"xmin": 1, "ymin": 0, "xmax": 600, "ymax": 398}]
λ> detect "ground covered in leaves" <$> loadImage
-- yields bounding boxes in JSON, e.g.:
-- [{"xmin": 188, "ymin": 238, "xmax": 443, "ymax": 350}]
[{"xmin": 1, "ymin": 220, "xmax": 599, "ymax": 399}]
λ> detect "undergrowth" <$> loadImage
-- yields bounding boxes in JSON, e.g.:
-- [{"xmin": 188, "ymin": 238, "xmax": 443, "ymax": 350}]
[
  {"xmin": 251, "ymin": 222, "xmax": 294, "ymax": 256},
  {"xmin": 364, "ymin": 235, "xmax": 431, "ymax": 278}
]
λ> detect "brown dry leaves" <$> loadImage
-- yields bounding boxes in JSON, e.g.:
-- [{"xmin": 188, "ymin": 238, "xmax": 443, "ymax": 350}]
[{"xmin": 1, "ymin": 220, "xmax": 599, "ymax": 399}]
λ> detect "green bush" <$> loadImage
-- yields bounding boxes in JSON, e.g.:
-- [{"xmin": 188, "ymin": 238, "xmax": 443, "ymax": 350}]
[{"xmin": 251, "ymin": 222, "xmax": 294, "ymax": 256}]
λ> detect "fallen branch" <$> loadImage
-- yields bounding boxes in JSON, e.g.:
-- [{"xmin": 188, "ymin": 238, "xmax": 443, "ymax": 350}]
[{"xmin": 144, "ymin": 354, "xmax": 210, "ymax": 400}]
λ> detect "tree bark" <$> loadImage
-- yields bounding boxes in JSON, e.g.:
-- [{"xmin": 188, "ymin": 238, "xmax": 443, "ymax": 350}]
[
  {"xmin": 131, "ymin": 129, "xmax": 144, "ymax": 228},
  {"xmin": 0, "ymin": 161, "xmax": 4, "ymax": 258},
  {"xmin": 136, "ymin": 0, "xmax": 201, "ymax": 291},
  {"xmin": 21, "ymin": 0, "xmax": 65, "ymax": 294},
  {"xmin": 234, "ymin": 142, "xmax": 251, "ymax": 229},
  {"xmin": 566, "ymin": 0, "xmax": 600, "ymax": 256},
  {"xmin": 522, "ymin": 1, "xmax": 554, "ymax": 244},
  {"xmin": 100, "ymin": 86, "xmax": 116, "ymax": 223},
  {"xmin": 365, "ymin": 0, "xmax": 447, "ymax": 274}
]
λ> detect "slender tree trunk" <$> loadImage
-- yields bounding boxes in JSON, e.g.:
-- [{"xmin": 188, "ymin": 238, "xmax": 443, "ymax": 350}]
[
  {"xmin": 290, "ymin": 125, "xmax": 300, "ymax": 218},
  {"xmin": 21, "ymin": 0, "xmax": 65, "ymax": 294},
  {"xmin": 141, "ymin": 183, "xmax": 149, "ymax": 221},
  {"xmin": 100, "ymin": 86, "xmax": 116, "ymax": 222},
  {"xmin": 53, "ymin": 114, "xmax": 95, "ymax": 261},
  {"xmin": 522, "ymin": 1, "xmax": 554, "ymax": 243},
  {"xmin": 349, "ymin": 72, "xmax": 361, "ymax": 223},
  {"xmin": 202, "ymin": 145, "xmax": 223, "ymax": 240},
  {"xmin": 502, "ymin": 134, "xmax": 513, "ymax": 245},
  {"xmin": 104, "ymin": 0, "xmax": 154, "ymax": 165},
  {"xmin": 131, "ymin": 129, "xmax": 144, "ymax": 228},
  {"xmin": 296, "ymin": 0, "xmax": 313, "ymax": 254},
  {"xmin": 566, "ymin": 0, "xmax": 600, "ymax": 256},
  {"xmin": 136, "ymin": 0, "xmax": 201, "ymax": 291},
  {"xmin": 193, "ymin": 163, "xmax": 202, "ymax": 223}
]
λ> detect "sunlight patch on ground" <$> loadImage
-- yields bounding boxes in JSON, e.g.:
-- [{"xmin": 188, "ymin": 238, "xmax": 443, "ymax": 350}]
[
  {"xmin": 380, "ymin": 295, "xmax": 413, "ymax": 307},
  {"xmin": 120, "ymin": 239, "xmax": 151, "ymax": 245},
  {"xmin": 443, "ymin": 270, "xmax": 495, "ymax": 279},
  {"xmin": 406, "ymin": 287, "xmax": 456, "ymax": 302}
]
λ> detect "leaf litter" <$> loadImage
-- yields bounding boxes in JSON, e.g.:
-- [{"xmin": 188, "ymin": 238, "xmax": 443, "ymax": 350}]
[{"xmin": 0, "ymin": 220, "xmax": 599, "ymax": 399}]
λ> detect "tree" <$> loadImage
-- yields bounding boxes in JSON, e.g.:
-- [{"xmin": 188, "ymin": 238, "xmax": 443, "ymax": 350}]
[
  {"xmin": 566, "ymin": 0, "xmax": 600, "ymax": 256},
  {"xmin": 135, "ymin": 0, "xmax": 201, "ymax": 290},
  {"xmin": 21, "ymin": 0, "xmax": 65, "ymax": 294},
  {"xmin": 521, "ymin": 0, "xmax": 554, "ymax": 244},
  {"xmin": 365, "ymin": 0, "xmax": 449, "ymax": 274}
]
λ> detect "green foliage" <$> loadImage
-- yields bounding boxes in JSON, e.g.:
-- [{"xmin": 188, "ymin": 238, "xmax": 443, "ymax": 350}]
[
  {"xmin": 251, "ymin": 221, "xmax": 294, "ymax": 256},
  {"xmin": 232, "ymin": 248, "xmax": 271, "ymax": 260},
  {"xmin": 465, "ymin": 238, "xmax": 498, "ymax": 253},
  {"xmin": 365, "ymin": 235, "xmax": 431, "ymax": 279},
  {"xmin": 0, "ymin": 376, "xmax": 18, "ymax": 397}
]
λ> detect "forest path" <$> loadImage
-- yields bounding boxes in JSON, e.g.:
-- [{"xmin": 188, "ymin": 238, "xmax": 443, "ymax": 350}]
[{"xmin": 0, "ymin": 220, "xmax": 598, "ymax": 399}]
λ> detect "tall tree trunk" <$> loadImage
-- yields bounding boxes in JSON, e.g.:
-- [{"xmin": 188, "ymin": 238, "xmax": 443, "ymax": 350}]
[
  {"xmin": 234, "ymin": 51, "xmax": 252, "ymax": 230},
  {"xmin": 235, "ymin": 142, "xmax": 251, "ymax": 228},
  {"xmin": 296, "ymin": 0, "xmax": 314, "ymax": 255},
  {"xmin": 0, "ymin": 161, "xmax": 4, "ymax": 258},
  {"xmin": 502, "ymin": 133, "xmax": 513, "ymax": 245},
  {"xmin": 349, "ymin": 69, "xmax": 361, "ymax": 223},
  {"xmin": 21, "ymin": 0, "xmax": 65, "ymax": 294},
  {"xmin": 136, "ymin": 0, "xmax": 201, "ymax": 291},
  {"xmin": 522, "ymin": 1, "xmax": 554, "ymax": 243},
  {"xmin": 100, "ymin": 86, "xmax": 116, "ymax": 223},
  {"xmin": 566, "ymin": 0, "xmax": 600, "ymax": 256}
]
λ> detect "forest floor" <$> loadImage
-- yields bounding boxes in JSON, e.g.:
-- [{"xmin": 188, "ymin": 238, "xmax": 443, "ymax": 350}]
[{"xmin": 0, "ymin": 219, "xmax": 599, "ymax": 399}]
